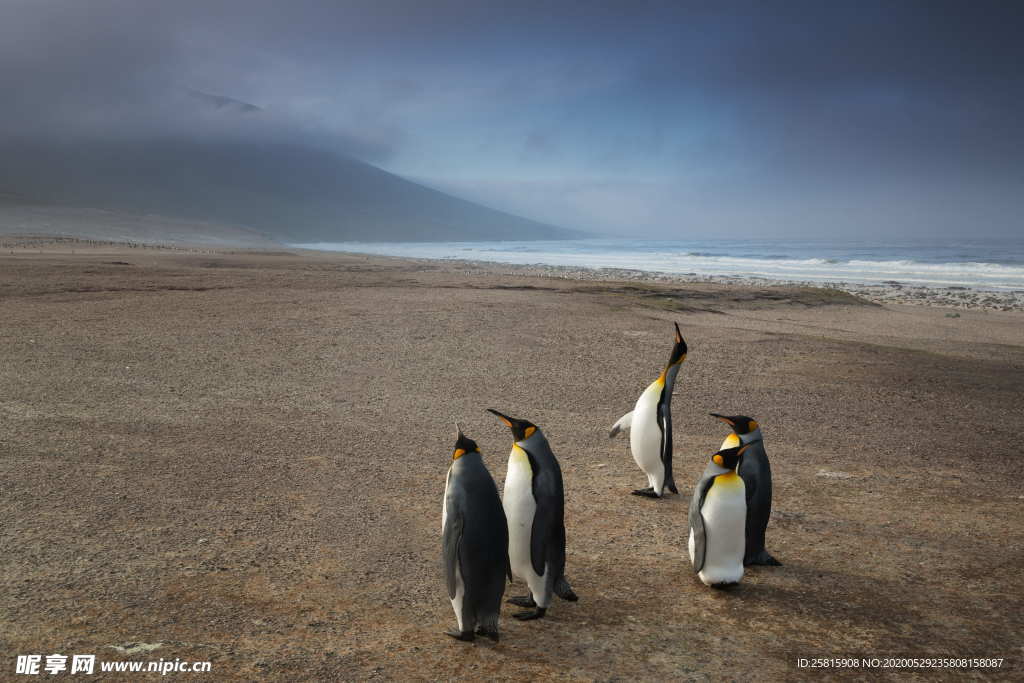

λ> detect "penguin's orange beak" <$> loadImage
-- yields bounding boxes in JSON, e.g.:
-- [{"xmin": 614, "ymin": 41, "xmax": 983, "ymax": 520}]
[{"xmin": 486, "ymin": 408, "xmax": 513, "ymax": 428}]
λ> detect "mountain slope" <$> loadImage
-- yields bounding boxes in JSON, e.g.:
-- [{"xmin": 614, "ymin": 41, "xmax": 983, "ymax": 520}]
[{"xmin": 0, "ymin": 137, "xmax": 575, "ymax": 243}]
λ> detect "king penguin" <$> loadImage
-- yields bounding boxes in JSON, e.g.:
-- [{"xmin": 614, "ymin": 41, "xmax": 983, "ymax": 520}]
[
  {"xmin": 609, "ymin": 322, "xmax": 687, "ymax": 497},
  {"xmin": 442, "ymin": 425, "xmax": 510, "ymax": 642},
  {"xmin": 688, "ymin": 443, "xmax": 749, "ymax": 587},
  {"xmin": 488, "ymin": 408, "xmax": 577, "ymax": 620},
  {"xmin": 710, "ymin": 414, "xmax": 781, "ymax": 566}
]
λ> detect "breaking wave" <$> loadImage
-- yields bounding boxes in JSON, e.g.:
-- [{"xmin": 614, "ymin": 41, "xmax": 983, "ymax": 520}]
[{"xmin": 294, "ymin": 239, "xmax": 1024, "ymax": 290}]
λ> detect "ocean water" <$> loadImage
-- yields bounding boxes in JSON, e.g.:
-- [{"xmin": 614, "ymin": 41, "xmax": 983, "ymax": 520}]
[{"xmin": 293, "ymin": 238, "xmax": 1024, "ymax": 291}]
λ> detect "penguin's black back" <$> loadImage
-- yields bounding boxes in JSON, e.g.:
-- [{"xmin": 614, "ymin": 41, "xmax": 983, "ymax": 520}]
[
  {"xmin": 520, "ymin": 432, "xmax": 567, "ymax": 583},
  {"xmin": 445, "ymin": 453, "xmax": 508, "ymax": 622},
  {"xmin": 737, "ymin": 440, "xmax": 772, "ymax": 560}
]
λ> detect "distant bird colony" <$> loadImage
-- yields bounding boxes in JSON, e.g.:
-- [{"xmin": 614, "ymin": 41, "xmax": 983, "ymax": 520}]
[{"xmin": 441, "ymin": 323, "xmax": 779, "ymax": 642}]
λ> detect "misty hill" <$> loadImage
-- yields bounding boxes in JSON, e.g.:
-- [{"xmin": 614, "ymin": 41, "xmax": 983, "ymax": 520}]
[
  {"xmin": 0, "ymin": 192, "xmax": 278, "ymax": 247},
  {"xmin": 0, "ymin": 138, "xmax": 575, "ymax": 243}
]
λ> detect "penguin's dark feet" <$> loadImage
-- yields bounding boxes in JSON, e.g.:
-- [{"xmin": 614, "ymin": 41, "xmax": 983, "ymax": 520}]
[
  {"xmin": 507, "ymin": 595, "xmax": 536, "ymax": 607},
  {"xmin": 475, "ymin": 627, "xmax": 499, "ymax": 642},
  {"xmin": 512, "ymin": 607, "xmax": 547, "ymax": 621},
  {"xmin": 554, "ymin": 576, "xmax": 577, "ymax": 601},
  {"xmin": 445, "ymin": 629, "xmax": 475, "ymax": 642},
  {"xmin": 631, "ymin": 487, "xmax": 661, "ymax": 498},
  {"xmin": 710, "ymin": 581, "xmax": 739, "ymax": 590},
  {"xmin": 745, "ymin": 550, "xmax": 782, "ymax": 566}
]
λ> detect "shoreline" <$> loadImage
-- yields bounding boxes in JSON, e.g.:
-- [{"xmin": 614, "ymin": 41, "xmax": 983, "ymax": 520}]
[
  {"xmin": 4, "ymin": 232, "xmax": 1022, "ymax": 311},
  {"xmin": 301, "ymin": 250, "xmax": 1024, "ymax": 312}
]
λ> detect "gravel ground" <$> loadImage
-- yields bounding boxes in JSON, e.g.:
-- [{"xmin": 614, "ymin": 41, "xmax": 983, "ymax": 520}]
[{"xmin": 1, "ymin": 245, "xmax": 1022, "ymax": 681}]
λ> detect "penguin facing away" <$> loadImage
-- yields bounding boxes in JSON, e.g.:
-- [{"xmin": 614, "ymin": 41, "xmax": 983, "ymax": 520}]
[
  {"xmin": 442, "ymin": 426, "xmax": 510, "ymax": 642},
  {"xmin": 688, "ymin": 444, "xmax": 749, "ymax": 587},
  {"xmin": 488, "ymin": 408, "xmax": 577, "ymax": 621},
  {"xmin": 609, "ymin": 322, "xmax": 688, "ymax": 498},
  {"xmin": 710, "ymin": 413, "xmax": 781, "ymax": 566}
]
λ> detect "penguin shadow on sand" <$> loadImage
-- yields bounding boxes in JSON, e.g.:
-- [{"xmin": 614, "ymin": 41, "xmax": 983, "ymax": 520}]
[{"xmin": 733, "ymin": 563, "xmax": 922, "ymax": 644}]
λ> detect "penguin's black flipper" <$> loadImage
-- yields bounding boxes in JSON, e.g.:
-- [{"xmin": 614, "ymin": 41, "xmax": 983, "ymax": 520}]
[
  {"xmin": 658, "ymin": 400, "xmax": 678, "ymax": 495},
  {"xmin": 526, "ymin": 450, "xmax": 555, "ymax": 578},
  {"xmin": 609, "ymin": 411, "xmax": 632, "ymax": 438},
  {"xmin": 743, "ymin": 466, "xmax": 757, "ymax": 504},
  {"xmin": 689, "ymin": 474, "xmax": 716, "ymax": 572},
  {"xmin": 442, "ymin": 512, "xmax": 464, "ymax": 600}
]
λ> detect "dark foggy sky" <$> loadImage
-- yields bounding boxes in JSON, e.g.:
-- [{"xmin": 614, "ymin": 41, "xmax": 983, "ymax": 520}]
[{"xmin": 2, "ymin": 0, "xmax": 1022, "ymax": 239}]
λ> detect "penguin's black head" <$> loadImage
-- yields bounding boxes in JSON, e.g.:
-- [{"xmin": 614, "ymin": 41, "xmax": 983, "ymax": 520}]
[
  {"xmin": 665, "ymin": 322, "xmax": 688, "ymax": 367},
  {"xmin": 452, "ymin": 424, "xmax": 479, "ymax": 461},
  {"xmin": 710, "ymin": 413, "xmax": 759, "ymax": 435},
  {"xmin": 487, "ymin": 408, "xmax": 537, "ymax": 442},
  {"xmin": 711, "ymin": 444, "xmax": 748, "ymax": 470}
]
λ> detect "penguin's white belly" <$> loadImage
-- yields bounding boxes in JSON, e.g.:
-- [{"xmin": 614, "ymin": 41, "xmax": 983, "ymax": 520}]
[
  {"xmin": 441, "ymin": 469, "xmax": 451, "ymax": 533},
  {"xmin": 503, "ymin": 453, "xmax": 539, "ymax": 581},
  {"xmin": 630, "ymin": 383, "xmax": 664, "ymax": 485},
  {"xmin": 697, "ymin": 475, "xmax": 746, "ymax": 586}
]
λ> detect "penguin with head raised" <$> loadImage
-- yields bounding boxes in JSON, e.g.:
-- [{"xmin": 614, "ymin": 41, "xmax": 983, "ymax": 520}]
[
  {"xmin": 710, "ymin": 414, "xmax": 781, "ymax": 566},
  {"xmin": 442, "ymin": 425, "xmax": 510, "ymax": 642},
  {"xmin": 488, "ymin": 408, "xmax": 577, "ymax": 620},
  {"xmin": 688, "ymin": 443, "xmax": 749, "ymax": 587},
  {"xmin": 609, "ymin": 322, "xmax": 687, "ymax": 498}
]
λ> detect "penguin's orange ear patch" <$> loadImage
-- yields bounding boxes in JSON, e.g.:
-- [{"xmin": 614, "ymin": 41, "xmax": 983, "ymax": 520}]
[
  {"xmin": 713, "ymin": 454, "xmax": 724, "ymax": 467},
  {"xmin": 749, "ymin": 420, "xmax": 759, "ymax": 431},
  {"xmin": 524, "ymin": 426, "xmax": 536, "ymax": 438},
  {"xmin": 452, "ymin": 448, "xmax": 466, "ymax": 460}
]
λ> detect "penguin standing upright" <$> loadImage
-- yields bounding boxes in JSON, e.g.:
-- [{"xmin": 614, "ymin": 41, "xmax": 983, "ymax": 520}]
[
  {"xmin": 688, "ymin": 444, "xmax": 749, "ymax": 587},
  {"xmin": 488, "ymin": 409, "xmax": 577, "ymax": 620},
  {"xmin": 710, "ymin": 414, "xmax": 780, "ymax": 566},
  {"xmin": 609, "ymin": 323, "xmax": 687, "ymax": 497},
  {"xmin": 442, "ymin": 426, "xmax": 510, "ymax": 642}
]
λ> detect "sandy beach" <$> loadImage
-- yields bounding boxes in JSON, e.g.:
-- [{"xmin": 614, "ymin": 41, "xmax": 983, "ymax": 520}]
[{"xmin": 2, "ymin": 240, "xmax": 1022, "ymax": 680}]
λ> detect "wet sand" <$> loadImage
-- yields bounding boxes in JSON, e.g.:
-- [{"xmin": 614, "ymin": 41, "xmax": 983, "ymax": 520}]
[
  {"xmin": 385, "ymin": 258, "xmax": 1024, "ymax": 312},
  {"xmin": 1, "ymin": 243, "xmax": 1022, "ymax": 680}
]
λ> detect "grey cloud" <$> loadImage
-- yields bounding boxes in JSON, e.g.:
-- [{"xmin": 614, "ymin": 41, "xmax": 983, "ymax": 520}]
[{"xmin": 0, "ymin": 0, "xmax": 1021, "ymax": 238}]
